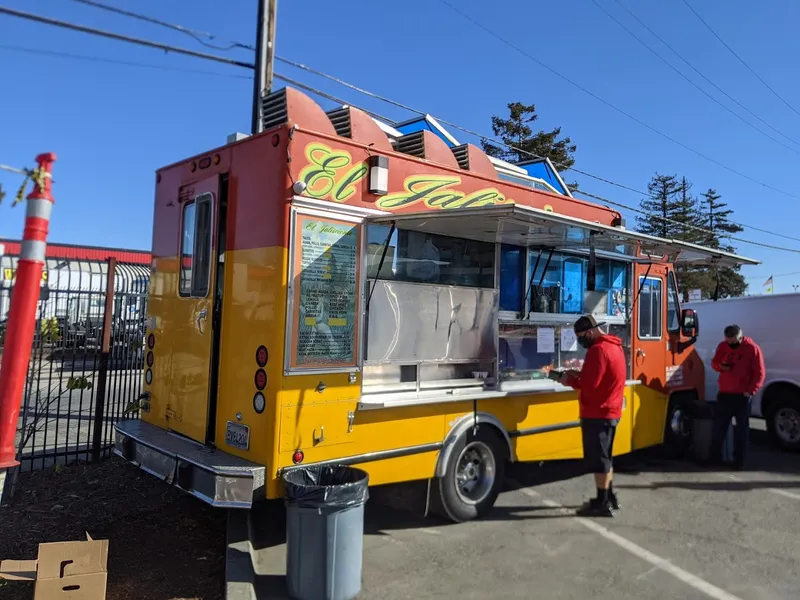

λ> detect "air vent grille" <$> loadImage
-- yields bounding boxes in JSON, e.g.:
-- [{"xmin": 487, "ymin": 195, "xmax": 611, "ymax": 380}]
[
  {"xmin": 395, "ymin": 131, "xmax": 426, "ymax": 159},
  {"xmin": 325, "ymin": 108, "xmax": 352, "ymax": 138},
  {"xmin": 261, "ymin": 88, "xmax": 288, "ymax": 131},
  {"xmin": 451, "ymin": 144, "xmax": 470, "ymax": 170}
]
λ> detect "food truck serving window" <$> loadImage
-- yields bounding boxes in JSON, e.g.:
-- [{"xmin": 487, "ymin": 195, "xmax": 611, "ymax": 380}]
[
  {"xmin": 499, "ymin": 245, "xmax": 629, "ymax": 317},
  {"xmin": 287, "ymin": 212, "xmax": 362, "ymax": 372},
  {"xmin": 366, "ymin": 225, "xmax": 494, "ymax": 288}
]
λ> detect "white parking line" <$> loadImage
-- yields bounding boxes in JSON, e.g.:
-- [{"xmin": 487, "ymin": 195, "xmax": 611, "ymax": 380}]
[
  {"xmin": 722, "ymin": 473, "xmax": 800, "ymax": 501},
  {"xmin": 508, "ymin": 480, "xmax": 743, "ymax": 600}
]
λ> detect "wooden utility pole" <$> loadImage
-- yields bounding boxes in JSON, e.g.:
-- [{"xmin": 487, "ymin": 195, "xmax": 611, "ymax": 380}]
[{"xmin": 252, "ymin": 0, "xmax": 278, "ymax": 135}]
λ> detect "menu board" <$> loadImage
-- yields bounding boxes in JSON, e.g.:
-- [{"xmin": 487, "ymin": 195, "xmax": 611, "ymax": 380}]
[{"xmin": 291, "ymin": 214, "xmax": 360, "ymax": 369}]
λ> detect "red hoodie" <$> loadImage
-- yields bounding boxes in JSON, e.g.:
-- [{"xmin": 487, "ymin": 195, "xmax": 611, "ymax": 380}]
[
  {"xmin": 711, "ymin": 336, "xmax": 765, "ymax": 397},
  {"xmin": 563, "ymin": 334, "xmax": 627, "ymax": 420}
]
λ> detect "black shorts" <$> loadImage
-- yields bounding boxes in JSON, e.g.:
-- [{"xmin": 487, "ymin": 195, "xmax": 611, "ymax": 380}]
[{"xmin": 581, "ymin": 418, "xmax": 619, "ymax": 474}]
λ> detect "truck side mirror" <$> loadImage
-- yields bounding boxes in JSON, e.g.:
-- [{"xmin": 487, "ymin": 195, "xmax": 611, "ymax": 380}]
[{"xmin": 681, "ymin": 308, "xmax": 698, "ymax": 338}]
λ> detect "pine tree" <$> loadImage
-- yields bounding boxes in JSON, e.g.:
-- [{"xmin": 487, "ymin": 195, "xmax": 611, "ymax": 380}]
[
  {"xmin": 702, "ymin": 188, "xmax": 747, "ymax": 298},
  {"xmin": 637, "ymin": 176, "xmax": 747, "ymax": 300},
  {"xmin": 636, "ymin": 173, "xmax": 680, "ymax": 238},
  {"xmin": 482, "ymin": 102, "xmax": 577, "ymax": 171},
  {"xmin": 702, "ymin": 188, "xmax": 744, "ymax": 250},
  {"xmin": 671, "ymin": 177, "xmax": 707, "ymax": 297},
  {"xmin": 676, "ymin": 177, "xmax": 703, "ymax": 242}
]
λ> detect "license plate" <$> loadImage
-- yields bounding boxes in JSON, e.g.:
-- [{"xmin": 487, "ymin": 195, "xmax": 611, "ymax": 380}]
[{"xmin": 225, "ymin": 421, "xmax": 250, "ymax": 450}]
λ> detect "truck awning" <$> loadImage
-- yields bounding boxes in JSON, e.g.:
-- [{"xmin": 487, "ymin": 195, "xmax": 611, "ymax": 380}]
[{"xmin": 367, "ymin": 204, "xmax": 759, "ymax": 267}]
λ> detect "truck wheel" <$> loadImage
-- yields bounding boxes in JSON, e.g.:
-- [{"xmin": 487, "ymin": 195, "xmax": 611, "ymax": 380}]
[
  {"xmin": 432, "ymin": 427, "xmax": 506, "ymax": 523},
  {"xmin": 766, "ymin": 390, "xmax": 800, "ymax": 452},
  {"xmin": 662, "ymin": 400, "xmax": 693, "ymax": 459}
]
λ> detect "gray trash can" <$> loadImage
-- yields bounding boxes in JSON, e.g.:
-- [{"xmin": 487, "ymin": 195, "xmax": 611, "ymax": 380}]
[
  {"xmin": 284, "ymin": 465, "xmax": 369, "ymax": 600},
  {"xmin": 692, "ymin": 402, "xmax": 734, "ymax": 463}
]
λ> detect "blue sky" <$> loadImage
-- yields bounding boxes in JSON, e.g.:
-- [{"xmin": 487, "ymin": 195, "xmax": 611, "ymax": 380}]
[{"xmin": 2, "ymin": 0, "xmax": 799, "ymax": 293}]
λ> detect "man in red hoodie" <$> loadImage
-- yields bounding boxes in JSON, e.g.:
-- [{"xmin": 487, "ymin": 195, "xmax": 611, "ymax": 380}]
[
  {"xmin": 709, "ymin": 324, "xmax": 765, "ymax": 470},
  {"xmin": 556, "ymin": 315, "xmax": 627, "ymax": 517}
]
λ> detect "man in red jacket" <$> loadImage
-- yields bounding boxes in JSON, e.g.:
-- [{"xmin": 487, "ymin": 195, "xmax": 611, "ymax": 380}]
[
  {"xmin": 557, "ymin": 315, "xmax": 627, "ymax": 517},
  {"xmin": 709, "ymin": 324, "xmax": 765, "ymax": 470}
]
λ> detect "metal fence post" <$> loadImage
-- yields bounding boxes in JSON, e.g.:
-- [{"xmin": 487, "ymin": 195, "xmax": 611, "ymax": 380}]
[{"xmin": 91, "ymin": 257, "xmax": 116, "ymax": 461}]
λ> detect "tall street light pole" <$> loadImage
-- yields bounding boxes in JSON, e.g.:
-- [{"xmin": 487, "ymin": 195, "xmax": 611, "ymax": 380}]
[{"xmin": 252, "ymin": 0, "xmax": 278, "ymax": 135}]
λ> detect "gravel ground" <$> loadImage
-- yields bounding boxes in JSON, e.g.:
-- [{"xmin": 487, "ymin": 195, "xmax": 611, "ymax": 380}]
[{"xmin": 0, "ymin": 457, "xmax": 226, "ymax": 600}]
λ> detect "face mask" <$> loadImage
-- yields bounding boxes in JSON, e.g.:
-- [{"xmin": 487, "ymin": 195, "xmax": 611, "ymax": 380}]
[
  {"xmin": 578, "ymin": 336, "xmax": 593, "ymax": 349},
  {"xmin": 728, "ymin": 341, "xmax": 740, "ymax": 349}
]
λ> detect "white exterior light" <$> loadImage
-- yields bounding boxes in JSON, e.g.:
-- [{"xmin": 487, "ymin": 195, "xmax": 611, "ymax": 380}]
[
  {"xmin": 369, "ymin": 155, "xmax": 389, "ymax": 196},
  {"xmin": 292, "ymin": 180, "xmax": 308, "ymax": 195}
]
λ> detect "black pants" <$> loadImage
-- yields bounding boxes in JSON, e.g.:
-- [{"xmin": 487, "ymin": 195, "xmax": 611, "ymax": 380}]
[
  {"xmin": 710, "ymin": 393, "xmax": 751, "ymax": 466},
  {"xmin": 581, "ymin": 418, "xmax": 619, "ymax": 474}
]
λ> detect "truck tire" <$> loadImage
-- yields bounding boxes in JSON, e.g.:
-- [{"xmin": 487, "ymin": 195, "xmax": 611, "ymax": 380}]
[
  {"xmin": 431, "ymin": 426, "xmax": 506, "ymax": 523},
  {"xmin": 765, "ymin": 387, "xmax": 800, "ymax": 452},
  {"xmin": 661, "ymin": 399, "xmax": 693, "ymax": 459}
]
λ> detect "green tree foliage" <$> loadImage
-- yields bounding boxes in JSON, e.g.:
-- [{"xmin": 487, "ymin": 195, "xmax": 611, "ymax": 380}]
[
  {"xmin": 701, "ymin": 188, "xmax": 747, "ymax": 298},
  {"xmin": 482, "ymin": 102, "xmax": 577, "ymax": 172},
  {"xmin": 637, "ymin": 175, "xmax": 747, "ymax": 300},
  {"xmin": 636, "ymin": 173, "xmax": 681, "ymax": 238}
]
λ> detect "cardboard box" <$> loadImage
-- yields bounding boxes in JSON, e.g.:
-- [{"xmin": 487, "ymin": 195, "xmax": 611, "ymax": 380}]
[{"xmin": 0, "ymin": 533, "xmax": 108, "ymax": 599}]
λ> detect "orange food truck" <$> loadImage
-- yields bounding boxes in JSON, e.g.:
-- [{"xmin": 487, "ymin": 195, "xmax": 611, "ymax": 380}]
[{"xmin": 114, "ymin": 87, "xmax": 758, "ymax": 522}]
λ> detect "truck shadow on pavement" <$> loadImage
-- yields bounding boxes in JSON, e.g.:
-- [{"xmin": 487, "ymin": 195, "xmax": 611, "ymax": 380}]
[
  {"xmin": 602, "ymin": 428, "xmax": 800, "ymax": 493},
  {"xmin": 233, "ymin": 427, "xmax": 798, "ymax": 599}
]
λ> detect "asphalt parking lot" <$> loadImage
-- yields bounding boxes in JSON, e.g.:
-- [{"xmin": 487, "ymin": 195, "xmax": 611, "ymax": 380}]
[{"xmin": 251, "ymin": 422, "xmax": 800, "ymax": 600}]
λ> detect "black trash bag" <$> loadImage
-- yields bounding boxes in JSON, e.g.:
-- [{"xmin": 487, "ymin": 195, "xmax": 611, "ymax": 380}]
[{"xmin": 283, "ymin": 465, "xmax": 369, "ymax": 509}]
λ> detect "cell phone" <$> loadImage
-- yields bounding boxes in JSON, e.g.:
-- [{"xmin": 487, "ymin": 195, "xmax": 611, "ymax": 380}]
[{"xmin": 547, "ymin": 369, "xmax": 564, "ymax": 381}]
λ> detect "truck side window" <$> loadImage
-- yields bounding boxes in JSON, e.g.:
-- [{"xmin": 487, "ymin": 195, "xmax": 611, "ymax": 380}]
[
  {"xmin": 638, "ymin": 276, "xmax": 662, "ymax": 339},
  {"xmin": 179, "ymin": 193, "xmax": 213, "ymax": 298},
  {"xmin": 666, "ymin": 271, "xmax": 680, "ymax": 333},
  {"xmin": 179, "ymin": 202, "xmax": 196, "ymax": 296}
]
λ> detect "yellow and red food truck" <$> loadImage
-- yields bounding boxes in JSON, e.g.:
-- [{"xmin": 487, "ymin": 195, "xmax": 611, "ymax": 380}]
[{"xmin": 114, "ymin": 87, "xmax": 758, "ymax": 522}]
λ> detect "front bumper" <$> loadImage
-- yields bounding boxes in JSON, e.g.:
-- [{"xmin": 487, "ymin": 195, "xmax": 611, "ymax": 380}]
[{"xmin": 114, "ymin": 419, "xmax": 266, "ymax": 509}]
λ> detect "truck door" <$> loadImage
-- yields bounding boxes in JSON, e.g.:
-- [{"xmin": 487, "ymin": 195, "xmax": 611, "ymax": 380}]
[
  {"xmin": 166, "ymin": 175, "xmax": 223, "ymax": 443},
  {"xmin": 633, "ymin": 264, "xmax": 667, "ymax": 392}
]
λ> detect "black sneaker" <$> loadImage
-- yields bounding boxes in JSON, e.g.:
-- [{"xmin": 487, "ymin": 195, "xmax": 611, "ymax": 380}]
[
  {"xmin": 576, "ymin": 498, "xmax": 615, "ymax": 518},
  {"xmin": 609, "ymin": 492, "xmax": 621, "ymax": 511}
]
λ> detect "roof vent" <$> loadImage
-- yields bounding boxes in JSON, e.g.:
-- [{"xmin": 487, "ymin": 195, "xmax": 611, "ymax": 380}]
[
  {"xmin": 326, "ymin": 108, "xmax": 352, "ymax": 138},
  {"xmin": 451, "ymin": 144, "xmax": 470, "ymax": 170},
  {"xmin": 261, "ymin": 88, "xmax": 288, "ymax": 131},
  {"xmin": 395, "ymin": 131, "xmax": 426, "ymax": 159}
]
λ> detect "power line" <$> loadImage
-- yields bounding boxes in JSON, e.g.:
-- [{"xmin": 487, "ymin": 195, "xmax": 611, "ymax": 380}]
[
  {"xmin": 575, "ymin": 189, "xmax": 800, "ymax": 254},
  {"xmin": 611, "ymin": 0, "xmax": 800, "ymax": 149},
  {"xmin": 680, "ymin": 0, "xmax": 800, "ymax": 121},
  {"xmin": 66, "ymin": 0, "xmax": 800, "ymax": 205},
  {"xmin": 590, "ymin": 0, "xmax": 800, "ymax": 156},
  {"xmin": 0, "ymin": 6, "xmax": 255, "ymax": 69},
  {"xmin": 0, "ymin": 43, "xmax": 251, "ymax": 79},
  {"xmin": 4, "ymin": 11, "xmax": 800, "ymax": 255},
  {"xmin": 435, "ymin": 0, "xmax": 800, "ymax": 202},
  {"xmin": 747, "ymin": 270, "xmax": 800, "ymax": 280},
  {"xmin": 70, "ymin": 0, "xmax": 254, "ymax": 52}
]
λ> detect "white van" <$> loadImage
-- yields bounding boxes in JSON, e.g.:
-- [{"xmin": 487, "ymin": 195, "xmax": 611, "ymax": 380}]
[{"xmin": 685, "ymin": 294, "xmax": 800, "ymax": 451}]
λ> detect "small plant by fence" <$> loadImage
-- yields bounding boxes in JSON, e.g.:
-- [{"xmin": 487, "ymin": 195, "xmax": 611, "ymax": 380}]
[{"xmin": 0, "ymin": 256, "xmax": 149, "ymax": 472}]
